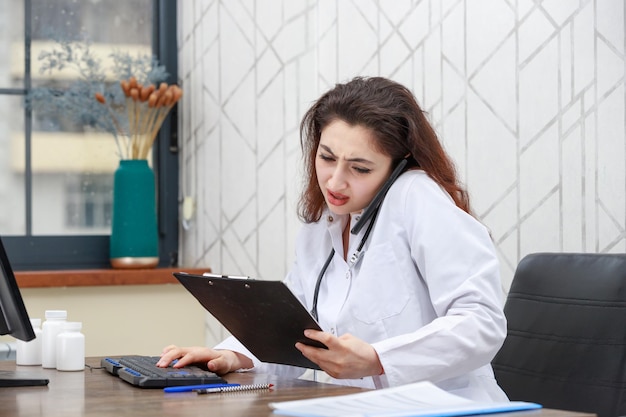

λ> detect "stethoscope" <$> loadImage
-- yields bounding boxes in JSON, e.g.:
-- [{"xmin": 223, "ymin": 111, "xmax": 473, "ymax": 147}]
[
  {"xmin": 309, "ymin": 158, "xmax": 409, "ymax": 321},
  {"xmin": 310, "ymin": 209, "xmax": 379, "ymax": 321}
]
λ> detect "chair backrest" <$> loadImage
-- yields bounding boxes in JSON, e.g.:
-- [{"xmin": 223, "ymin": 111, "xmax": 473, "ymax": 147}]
[{"xmin": 492, "ymin": 252, "xmax": 626, "ymax": 417}]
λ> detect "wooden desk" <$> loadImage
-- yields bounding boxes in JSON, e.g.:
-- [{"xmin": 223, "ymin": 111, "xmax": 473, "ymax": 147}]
[{"xmin": 0, "ymin": 358, "xmax": 595, "ymax": 417}]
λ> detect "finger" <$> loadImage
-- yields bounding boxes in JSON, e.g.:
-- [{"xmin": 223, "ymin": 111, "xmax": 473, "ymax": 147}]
[
  {"xmin": 304, "ymin": 329, "xmax": 337, "ymax": 349},
  {"xmin": 295, "ymin": 342, "xmax": 317, "ymax": 360},
  {"xmin": 294, "ymin": 341, "xmax": 309, "ymax": 354},
  {"xmin": 156, "ymin": 348, "xmax": 184, "ymax": 367},
  {"xmin": 170, "ymin": 352, "xmax": 200, "ymax": 368},
  {"xmin": 206, "ymin": 356, "xmax": 232, "ymax": 375},
  {"xmin": 295, "ymin": 342, "xmax": 326, "ymax": 369}
]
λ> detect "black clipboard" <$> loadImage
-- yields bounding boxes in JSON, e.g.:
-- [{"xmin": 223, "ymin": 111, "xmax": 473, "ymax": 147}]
[{"xmin": 173, "ymin": 272, "xmax": 326, "ymax": 370}]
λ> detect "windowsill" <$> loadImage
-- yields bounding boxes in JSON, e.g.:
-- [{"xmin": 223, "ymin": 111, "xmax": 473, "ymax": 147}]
[{"xmin": 14, "ymin": 267, "xmax": 211, "ymax": 288}]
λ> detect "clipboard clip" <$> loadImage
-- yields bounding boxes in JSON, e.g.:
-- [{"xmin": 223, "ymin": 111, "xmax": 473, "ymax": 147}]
[{"xmin": 202, "ymin": 273, "xmax": 251, "ymax": 280}]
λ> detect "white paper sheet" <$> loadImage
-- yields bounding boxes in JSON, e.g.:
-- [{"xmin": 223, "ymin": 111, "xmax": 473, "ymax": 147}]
[{"xmin": 269, "ymin": 381, "xmax": 541, "ymax": 417}]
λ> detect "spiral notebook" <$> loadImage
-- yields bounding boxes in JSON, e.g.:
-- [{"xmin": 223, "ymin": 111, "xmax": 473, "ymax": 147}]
[{"xmin": 173, "ymin": 272, "xmax": 326, "ymax": 370}]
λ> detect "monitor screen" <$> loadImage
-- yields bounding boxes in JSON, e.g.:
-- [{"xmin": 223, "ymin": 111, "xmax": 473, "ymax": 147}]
[{"xmin": 0, "ymin": 237, "xmax": 35, "ymax": 342}]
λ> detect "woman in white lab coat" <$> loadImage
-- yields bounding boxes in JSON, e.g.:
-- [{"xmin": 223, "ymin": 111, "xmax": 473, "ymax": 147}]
[{"xmin": 159, "ymin": 76, "xmax": 509, "ymax": 402}]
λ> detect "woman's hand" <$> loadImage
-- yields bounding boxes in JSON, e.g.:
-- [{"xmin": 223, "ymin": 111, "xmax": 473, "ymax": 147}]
[
  {"xmin": 295, "ymin": 330, "xmax": 384, "ymax": 379},
  {"xmin": 157, "ymin": 345, "xmax": 253, "ymax": 375}
]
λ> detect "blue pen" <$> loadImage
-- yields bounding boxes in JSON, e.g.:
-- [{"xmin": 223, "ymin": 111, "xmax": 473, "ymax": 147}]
[{"xmin": 163, "ymin": 383, "xmax": 240, "ymax": 393}]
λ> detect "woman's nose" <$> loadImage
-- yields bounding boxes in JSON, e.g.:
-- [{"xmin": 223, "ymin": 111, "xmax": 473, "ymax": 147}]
[{"xmin": 327, "ymin": 166, "xmax": 347, "ymax": 190}]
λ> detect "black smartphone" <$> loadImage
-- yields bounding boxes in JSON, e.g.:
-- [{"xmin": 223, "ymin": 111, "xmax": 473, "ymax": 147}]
[{"xmin": 351, "ymin": 158, "xmax": 409, "ymax": 234}]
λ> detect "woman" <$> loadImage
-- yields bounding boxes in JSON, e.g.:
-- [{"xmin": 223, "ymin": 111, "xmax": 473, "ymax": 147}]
[{"xmin": 158, "ymin": 76, "xmax": 508, "ymax": 402}]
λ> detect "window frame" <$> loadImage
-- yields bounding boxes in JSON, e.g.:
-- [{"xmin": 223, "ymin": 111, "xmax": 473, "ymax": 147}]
[{"xmin": 1, "ymin": 0, "xmax": 179, "ymax": 271}]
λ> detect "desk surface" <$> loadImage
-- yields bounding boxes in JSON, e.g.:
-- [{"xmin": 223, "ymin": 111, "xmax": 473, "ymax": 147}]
[{"xmin": 0, "ymin": 358, "xmax": 595, "ymax": 417}]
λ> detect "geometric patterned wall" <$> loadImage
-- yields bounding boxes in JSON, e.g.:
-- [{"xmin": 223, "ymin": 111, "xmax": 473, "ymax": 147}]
[{"xmin": 177, "ymin": 0, "xmax": 625, "ymax": 345}]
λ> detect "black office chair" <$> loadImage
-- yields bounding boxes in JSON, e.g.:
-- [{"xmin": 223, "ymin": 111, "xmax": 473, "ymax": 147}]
[{"xmin": 492, "ymin": 252, "xmax": 626, "ymax": 417}]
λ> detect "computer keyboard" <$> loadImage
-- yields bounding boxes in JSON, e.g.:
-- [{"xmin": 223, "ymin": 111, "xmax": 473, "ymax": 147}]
[{"xmin": 102, "ymin": 355, "xmax": 227, "ymax": 388}]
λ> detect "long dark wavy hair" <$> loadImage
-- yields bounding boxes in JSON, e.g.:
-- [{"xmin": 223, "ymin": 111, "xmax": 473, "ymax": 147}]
[{"xmin": 298, "ymin": 76, "xmax": 471, "ymax": 223}]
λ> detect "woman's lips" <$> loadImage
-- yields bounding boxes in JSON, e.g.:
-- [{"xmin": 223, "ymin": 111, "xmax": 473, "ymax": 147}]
[{"xmin": 327, "ymin": 190, "xmax": 348, "ymax": 206}]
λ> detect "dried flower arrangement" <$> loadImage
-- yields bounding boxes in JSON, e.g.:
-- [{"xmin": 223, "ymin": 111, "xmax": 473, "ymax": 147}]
[
  {"xmin": 95, "ymin": 77, "xmax": 183, "ymax": 159},
  {"xmin": 27, "ymin": 38, "xmax": 182, "ymax": 160}
]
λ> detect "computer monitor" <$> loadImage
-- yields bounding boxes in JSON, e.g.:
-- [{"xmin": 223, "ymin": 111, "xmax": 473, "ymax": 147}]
[
  {"xmin": 0, "ymin": 238, "xmax": 35, "ymax": 342},
  {"xmin": 0, "ymin": 236, "xmax": 49, "ymax": 387}
]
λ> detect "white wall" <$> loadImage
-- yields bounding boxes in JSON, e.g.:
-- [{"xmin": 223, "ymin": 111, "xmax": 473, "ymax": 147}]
[
  {"xmin": 1, "ymin": 284, "xmax": 206, "ymax": 357},
  {"xmin": 177, "ymin": 0, "xmax": 626, "ymax": 347}
]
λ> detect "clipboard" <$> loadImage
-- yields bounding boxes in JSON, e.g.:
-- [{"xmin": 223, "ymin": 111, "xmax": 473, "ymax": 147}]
[{"xmin": 173, "ymin": 272, "xmax": 326, "ymax": 370}]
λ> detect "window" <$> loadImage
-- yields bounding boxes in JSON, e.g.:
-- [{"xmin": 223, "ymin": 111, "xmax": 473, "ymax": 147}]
[
  {"xmin": 0, "ymin": 0, "xmax": 179, "ymax": 271},
  {"xmin": 65, "ymin": 174, "xmax": 113, "ymax": 231}
]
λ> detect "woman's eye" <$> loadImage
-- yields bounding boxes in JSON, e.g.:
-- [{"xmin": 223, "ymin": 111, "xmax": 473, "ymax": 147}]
[
  {"xmin": 353, "ymin": 166, "xmax": 371, "ymax": 174},
  {"xmin": 319, "ymin": 154, "xmax": 334, "ymax": 162}
]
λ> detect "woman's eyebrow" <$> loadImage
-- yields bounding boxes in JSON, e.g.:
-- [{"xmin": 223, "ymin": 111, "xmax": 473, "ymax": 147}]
[
  {"xmin": 319, "ymin": 144, "xmax": 335, "ymax": 156},
  {"xmin": 319, "ymin": 144, "xmax": 375, "ymax": 165}
]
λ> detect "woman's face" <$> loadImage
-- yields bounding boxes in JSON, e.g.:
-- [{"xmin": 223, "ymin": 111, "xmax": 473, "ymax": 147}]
[{"xmin": 316, "ymin": 119, "xmax": 393, "ymax": 216}]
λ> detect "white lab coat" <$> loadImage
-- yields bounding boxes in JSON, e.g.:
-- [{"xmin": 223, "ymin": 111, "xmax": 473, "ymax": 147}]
[{"xmin": 215, "ymin": 170, "xmax": 509, "ymax": 402}]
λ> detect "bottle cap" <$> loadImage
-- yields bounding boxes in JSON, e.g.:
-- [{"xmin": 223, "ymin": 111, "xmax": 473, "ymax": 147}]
[
  {"xmin": 61, "ymin": 321, "xmax": 82, "ymax": 331},
  {"xmin": 45, "ymin": 310, "xmax": 68, "ymax": 319}
]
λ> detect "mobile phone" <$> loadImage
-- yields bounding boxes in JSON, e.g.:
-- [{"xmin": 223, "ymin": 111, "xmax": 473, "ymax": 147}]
[{"xmin": 351, "ymin": 158, "xmax": 408, "ymax": 234}]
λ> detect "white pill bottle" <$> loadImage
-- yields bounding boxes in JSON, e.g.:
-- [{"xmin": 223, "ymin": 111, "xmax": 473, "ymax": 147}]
[
  {"xmin": 15, "ymin": 318, "xmax": 43, "ymax": 365},
  {"xmin": 41, "ymin": 310, "xmax": 67, "ymax": 369},
  {"xmin": 56, "ymin": 321, "xmax": 85, "ymax": 371}
]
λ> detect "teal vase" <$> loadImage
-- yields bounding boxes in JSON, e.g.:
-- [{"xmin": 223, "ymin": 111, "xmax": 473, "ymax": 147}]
[{"xmin": 110, "ymin": 160, "xmax": 159, "ymax": 268}]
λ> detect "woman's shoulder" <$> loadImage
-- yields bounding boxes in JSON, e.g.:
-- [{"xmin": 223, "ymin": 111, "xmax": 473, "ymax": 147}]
[
  {"xmin": 389, "ymin": 170, "xmax": 487, "ymax": 234},
  {"xmin": 391, "ymin": 170, "xmax": 454, "ymax": 204},
  {"xmin": 394, "ymin": 169, "xmax": 438, "ymax": 187}
]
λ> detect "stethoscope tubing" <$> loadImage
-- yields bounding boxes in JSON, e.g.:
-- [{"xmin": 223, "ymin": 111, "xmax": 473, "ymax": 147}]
[{"xmin": 310, "ymin": 209, "xmax": 379, "ymax": 321}]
